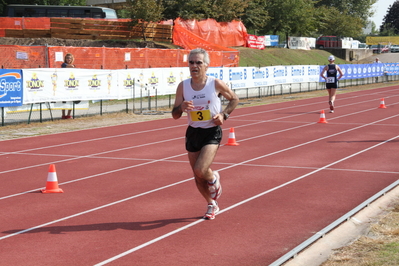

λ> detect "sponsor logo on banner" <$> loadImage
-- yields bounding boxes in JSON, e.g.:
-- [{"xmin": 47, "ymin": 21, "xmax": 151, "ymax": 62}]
[
  {"xmin": 252, "ymin": 68, "xmax": 268, "ymax": 86},
  {"xmin": 166, "ymin": 72, "xmax": 177, "ymax": 86},
  {"xmin": 341, "ymin": 67, "xmax": 347, "ymax": 76},
  {"xmin": 64, "ymin": 73, "xmax": 79, "ymax": 90},
  {"xmin": 291, "ymin": 66, "xmax": 304, "ymax": 83},
  {"xmin": 89, "ymin": 74, "xmax": 101, "ymax": 91},
  {"xmin": 229, "ymin": 68, "xmax": 247, "ymax": 88},
  {"xmin": 252, "ymin": 68, "xmax": 266, "ymax": 79},
  {"xmin": 148, "ymin": 72, "xmax": 159, "ymax": 87},
  {"xmin": 229, "ymin": 69, "xmax": 246, "ymax": 80},
  {"xmin": 273, "ymin": 66, "xmax": 287, "ymax": 84},
  {"xmin": 0, "ymin": 70, "xmax": 23, "ymax": 107},
  {"xmin": 26, "ymin": 73, "xmax": 44, "ymax": 91},
  {"xmin": 207, "ymin": 69, "xmax": 224, "ymax": 80},
  {"xmin": 124, "ymin": 74, "xmax": 134, "ymax": 89},
  {"xmin": 273, "ymin": 67, "xmax": 287, "ymax": 77}
]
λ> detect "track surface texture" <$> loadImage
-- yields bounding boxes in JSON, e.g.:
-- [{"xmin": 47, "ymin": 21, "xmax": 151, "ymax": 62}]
[{"xmin": 1, "ymin": 86, "xmax": 398, "ymax": 266}]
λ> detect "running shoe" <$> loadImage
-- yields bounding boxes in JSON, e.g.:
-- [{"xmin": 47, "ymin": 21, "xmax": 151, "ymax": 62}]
[
  {"xmin": 208, "ymin": 171, "xmax": 222, "ymax": 200},
  {"xmin": 203, "ymin": 202, "xmax": 219, "ymax": 220},
  {"xmin": 329, "ymin": 101, "xmax": 334, "ymax": 112}
]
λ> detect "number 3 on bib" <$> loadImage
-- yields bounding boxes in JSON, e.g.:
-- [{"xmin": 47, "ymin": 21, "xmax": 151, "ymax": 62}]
[{"xmin": 190, "ymin": 109, "xmax": 211, "ymax": 121}]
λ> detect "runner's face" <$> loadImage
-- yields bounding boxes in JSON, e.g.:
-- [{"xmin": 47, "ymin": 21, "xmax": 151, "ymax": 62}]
[{"xmin": 189, "ymin": 54, "xmax": 207, "ymax": 77}]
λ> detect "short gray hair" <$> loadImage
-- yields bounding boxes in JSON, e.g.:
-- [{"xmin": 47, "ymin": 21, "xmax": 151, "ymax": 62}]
[{"xmin": 189, "ymin": 48, "xmax": 210, "ymax": 65}]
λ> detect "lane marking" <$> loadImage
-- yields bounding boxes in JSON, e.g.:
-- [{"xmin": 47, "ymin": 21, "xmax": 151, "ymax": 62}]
[
  {"xmin": 1, "ymin": 112, "xmax": 398, "ymax": 201},
  {"xmin": 94, "ymin": 134, "xmax": 399, "ymax": 265},
  {"xmin": 1, "ymin": 88, "xmax": 398, "ymax": 263},
  {"xmin": 1, "ymin": 116, "xmax": 398, "ymax": 238},
  {"xmin": 1, "ymin": 87, "xmax": 398, "ymax": 156}
]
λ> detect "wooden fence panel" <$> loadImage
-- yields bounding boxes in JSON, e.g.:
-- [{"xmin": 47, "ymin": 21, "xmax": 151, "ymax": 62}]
[{"xmin": 5, "ymin": 18, "xmax": 172, "ymax": 43}]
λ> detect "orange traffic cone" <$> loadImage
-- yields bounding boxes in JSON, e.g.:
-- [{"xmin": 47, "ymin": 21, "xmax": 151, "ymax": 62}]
[
  {"xmin": 379, "ymin": 98, "xmax": 387, "ymax": 109},
  {"xmin": 41, "ymin": 164, "xmax": 64, "ymax": 193},
  {"xmin": 318, "ymin": 110, "xmax": 328, "ymax": 123},
  {"xmin": 225, "ymin": 127, "xmax": 239, "ymax": 146}
]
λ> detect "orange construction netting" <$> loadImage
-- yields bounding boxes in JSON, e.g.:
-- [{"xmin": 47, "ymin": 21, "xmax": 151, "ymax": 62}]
[
  {"xmin": 173, "ymin": 18, "xmax": 247, "ymax": 48},
  {"xmin": 0, "ymin": 17, "xmax": 51, "ymax": 29},
  {"xmin": 0, "ymin": 45, "xmax": 47, "ymax": 69},
  {"xmin": 172, "ymin": 18, "xmax": 240, "ymax": 67},
  {"xmin": 0, "ymin": 17, "xmax": 243, "ymax": 68}
]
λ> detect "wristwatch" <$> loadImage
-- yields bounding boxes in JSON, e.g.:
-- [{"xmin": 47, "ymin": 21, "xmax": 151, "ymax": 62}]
[{"xmin": 223, "ymin": 112, "xmax": 229, "ymax": 120}]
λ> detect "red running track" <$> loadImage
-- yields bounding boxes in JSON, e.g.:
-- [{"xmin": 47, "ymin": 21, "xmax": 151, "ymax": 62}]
[{"xmin": 0, "ymin": 86, "xmax": 398, "ymax": 266}]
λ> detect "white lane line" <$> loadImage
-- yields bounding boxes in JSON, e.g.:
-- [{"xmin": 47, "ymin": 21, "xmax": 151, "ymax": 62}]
[
  {"xmin": 93, "ymin": 134, "xmax": 399, "ymax": 266},
  {"xmin": 1, "ymin": 114, "xmax": 397, "ymax": 234},
  {"xmin": 0, "ymin": 152, "xmax": 187, "ymax": 201},
  {"xmin": 1, "ymin": 93, "xmax": 398, "ymax": 262},
  {"xmin": 233, "ymin": 89, "xmax": 399, "ymax": 119},
  {"xmin": 1, "ymin": 90, "xmax": 398, "ymax": 178},
  {"xmin": 0, "ymin": 136, "xmax": 184, "ymax": 175},
  {"xmin": 1, "ymin": 111, "xmax": 398, "ymax": 201},
  {"xmin": 1, "ymin": 87, "xmax": 398, "ymax": 156},
  {"xmin": 0, "ymin": 178, "xmax": 193, "ymax": 241},
  {"xmin": 0, "ymin": 123, "xmax": 185, "ymax": 156}
]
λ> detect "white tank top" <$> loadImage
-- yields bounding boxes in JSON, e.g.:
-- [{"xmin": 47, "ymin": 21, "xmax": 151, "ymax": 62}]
[{"xmin": 183, "ymin": 76, "xmax": 222, "ymax": 128}]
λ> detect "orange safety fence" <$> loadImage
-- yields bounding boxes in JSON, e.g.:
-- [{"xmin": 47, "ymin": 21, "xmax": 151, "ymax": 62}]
[
  {"xmin": 174, "ymin": 18, "xmax": 247, "ymax": 48},
  {"xmin": 0, "ymin": 45, "xmax": 47, "ymax": 69},
  {"xmin": 46, "ymin": 46, "xmax": 191, "ymax": 69},
  {"xmin": 173, "ymin": 18, "xmax": 240, "ymax": 67},
  {"xmin": 0, "ymin": 45, "xmax": 239, "ymax": 69},
  {"xmin": 0, "ymin": 17, "xmax": 242, "ymax": 68},
  {"xmin": 0, "ymin": 17, "xmax": 51, "ymax": 37}
]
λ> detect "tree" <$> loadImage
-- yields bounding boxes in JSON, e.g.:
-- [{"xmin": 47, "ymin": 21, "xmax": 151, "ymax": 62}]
[
  {"xmin": 314, "ymin": 6, "xmax": 365, "ymax": 38},
  {"xmin": 240, "ymin": 0, "xmax": 269, "ymax": 33},
  {"xmin": 126, "ymin": 0, "xmax": 164, "ymax": 41},
  {"xmin": 380, "ymin": 0, "xmax": 399, "ymax": 34},
  {"xmin": 316, "ymin": 0, "xmax": 376, "ymax": 23},
  {"xmin": 163, "ymin": 0, "xmax": 249, "ymax": 22},
  {"xmin": 261, "ymin": 0, "xmax": 318, "ymax": 39}
]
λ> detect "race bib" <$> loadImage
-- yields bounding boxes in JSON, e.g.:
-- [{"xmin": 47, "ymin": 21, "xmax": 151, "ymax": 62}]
[
  {"xmin": 190, "ymin": 109, "xmax": 211, "ymax": 121},
  {"xmin": 326, "ymin": 77, "xmax": 335, "ymax": 83}
]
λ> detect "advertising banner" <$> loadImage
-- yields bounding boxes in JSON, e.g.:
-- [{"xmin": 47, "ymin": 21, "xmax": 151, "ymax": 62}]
[
  {"xmin": 0, "ymin": 70, "xmax": 23, "ymax": 107},
  {"xmin": 264, "ymin": 35, "xmax": 279, "ymax": 47},
  {"xmin": 23, "ymin": 68, "xmax": 119, "ymax": 104},
  {"xmin": 246, "ymin": 35, "xmax": 265, "ymax": 50},
  {"xmin": 384, "ymin": 63, "xmax": 399, "ymax": 76},
  {"xmin": 14, "ymin": 63, "xmax": 396, "ymax": 105},
  {"xmin": 123, "ymin": 67, "xmax": 190, "ymax": 98},
  {"xmin": 288, "ymin": 37, "xmax": 315, "ymax": 50},
  {"xmin": 319, "ymin": 63, "xmax": 385, "ymax": 82}
]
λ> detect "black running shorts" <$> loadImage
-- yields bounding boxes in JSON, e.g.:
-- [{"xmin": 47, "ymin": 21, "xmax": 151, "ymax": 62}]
[
  {"xmin": 185, "ymin": 126, "xmax": 222, "ymax": 152},
  {"xmin": 326, "ymin": 81, "xmax": 338, "ymax": 89}
]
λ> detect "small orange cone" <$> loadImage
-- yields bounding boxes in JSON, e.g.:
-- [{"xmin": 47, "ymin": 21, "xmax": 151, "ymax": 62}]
[
  {"xmin": 41, "ymin": 164, "xmax": 63, "ymax": 193},
  {"xmin": 379, "ymin": 98, "xmax": 387, "ymax": 109},
  {"xmin": 318, "ymin": 110, "xmax": 328, "ymax": 123},
  {"xmin": 225, "ymin": 127, "xmax": 239, "ymax": 146}
]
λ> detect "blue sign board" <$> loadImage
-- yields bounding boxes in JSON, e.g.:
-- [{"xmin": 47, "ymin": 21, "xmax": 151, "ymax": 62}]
[
  {"xmin": 0, "ymin": 70, "xmax": 23, "ymax": 107},
  {"xmin": 384, "ymin": 63, "xmax": 399, "ymax": 76},
  {"xmin": 265, "ymin": 35, "xmax": 279, "ymax": 47}
]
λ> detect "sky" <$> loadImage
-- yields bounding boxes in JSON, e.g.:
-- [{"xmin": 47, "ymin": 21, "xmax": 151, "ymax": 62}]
[{"xmin": 371, "ymin": 0, "xmax": 396, "ymax": 28}]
